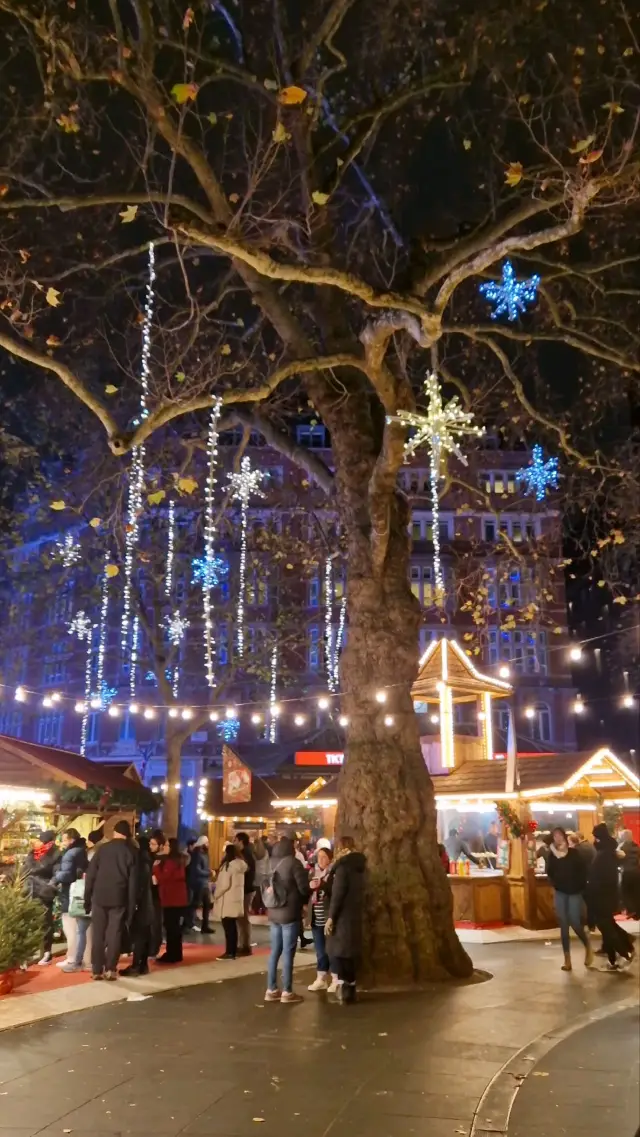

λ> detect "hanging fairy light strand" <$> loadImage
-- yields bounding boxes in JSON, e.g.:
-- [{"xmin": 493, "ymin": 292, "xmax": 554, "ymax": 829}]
[
  {"xmin": 228, "ymin": 456, "xmax": 266, "ymax": 657},
  {"xmin": 57, "ymin": 532, "xmax": 80, "ymax": 567},
  {"xmin": 191, "ymin": 398, "xmax": 223, "ymax": 687},
  {"xmin": 324, "ymin": 557, "xmax": 335, "ymax": 691},
  {"xmin": 163, "ymin": 612, "xmax": 190, "ymax": 698},
  {"xmin": 268, "ymin": 642, "xmax": 278, "ymax": 742},
  {"xmin": 333, "ymin": 593, "xmax": 347, "ymax": 688},
  {"xmin": 68, "ymin": 611, "xmax": 93, "ymax": 756},
  {"xmin": 165, "ymin": 499, "xmax": 175, "ymax": 597},
  {"xmin": 121, "ymin": 241, "xmax": 156, "ymax": 661},
  {"xmin": 387, "ymin": 373, "xmax": 484, "ymax": 601},
  {"xmin": 94, "ymin": 551, "xmax": 110, "ymax": 705}
]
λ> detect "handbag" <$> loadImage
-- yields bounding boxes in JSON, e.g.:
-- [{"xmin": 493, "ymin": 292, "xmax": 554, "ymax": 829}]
[{"xmin": 68, "ymin": 877, "xmax": 88, "ymax": 919}]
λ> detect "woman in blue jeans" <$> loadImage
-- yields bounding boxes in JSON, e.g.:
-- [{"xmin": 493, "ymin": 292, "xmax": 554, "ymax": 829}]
[
  {"xmin": 547, "ymin": 827, "xmax": 594, "ymax": 971},
  {"xmin": 264, "ymin": 836, "xmax": 310, "ymax": 1004},
  {"xmin": 307, "ymin": 847, "xmax": 338, "ymax": 993}
]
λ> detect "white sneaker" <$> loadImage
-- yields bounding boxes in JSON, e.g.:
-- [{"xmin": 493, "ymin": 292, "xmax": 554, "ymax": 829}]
[
  {"xmin": 308, "ymin": 972, "xmax": 329, "ymax": 992},
  {"xmin": 38, "ymin": 952, "xmax": 53, "ymax": 966},
  {"xmin": 327, "ymin": 975, "xmax": 339, "ymax": 994},
  {"xmin": 56, "ymin": 958, "xmax": 70, "ymax": 968}
]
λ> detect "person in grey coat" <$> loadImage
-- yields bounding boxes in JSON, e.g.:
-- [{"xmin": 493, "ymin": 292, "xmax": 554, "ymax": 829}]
[
  {"xmin": 325, "ymin": 836, "xmax": 366, "ymax": 1004},
  {"xmin": 264, "ymin": 835, "xmax": 310, "ymax": 1004}
]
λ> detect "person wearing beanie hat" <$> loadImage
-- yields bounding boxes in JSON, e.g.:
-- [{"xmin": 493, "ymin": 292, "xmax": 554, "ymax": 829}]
[
  {"xmin": 22, "ymin": 830, "xmax": 62, "ymax": 965},
  {"xmin": 586, "ymin": 823, "xmax": 635, "ymax": 970},
  {"xmin": 84, "ymin": 821, "xmax": 138, "ymax": 980}
]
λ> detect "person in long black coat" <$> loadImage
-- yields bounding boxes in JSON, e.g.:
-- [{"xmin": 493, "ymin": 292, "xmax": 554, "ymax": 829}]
[
  {"xmin": 22, "ymin": 829, "xmax": 62, "ymax": 965},
  {"xmin": 325, "ymin": 837, "xmax": 366, "ymax": 1004},
  {"xmin": 587, "ymin": 823, "xmax": 635, "ymax": 969},
  {"xmin": 120, "ymin": 837, "xmax": 155, "ymax": 976}
]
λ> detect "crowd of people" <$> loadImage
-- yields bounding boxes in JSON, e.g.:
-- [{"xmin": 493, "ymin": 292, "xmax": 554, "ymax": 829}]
[{"xmin": 20, "ymin": 819, "xmax": 637, "ymax": 990}]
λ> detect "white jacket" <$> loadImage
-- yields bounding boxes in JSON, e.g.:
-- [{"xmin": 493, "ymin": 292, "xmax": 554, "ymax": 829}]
[{"xmin": 213, "ymin": 858, "xmax": 247, "ymax": 920}]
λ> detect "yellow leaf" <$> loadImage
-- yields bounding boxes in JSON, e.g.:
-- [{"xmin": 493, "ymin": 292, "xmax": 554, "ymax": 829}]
[
  {"xmin": 578, "ymin": 148, "xmax": 603, "ymax": 165},
  {"xmin": 517, "ymin": 93, "xmax": 531, "ymax": 105},
  {"xmin": 602, "ymin": 101, "xmax": 624, "ymax": 114},
  {"xmin": 46, "ymin": 287, "xmax": 61, "ymax": 307},
  {"xmin": 272, "ymin": 120, "xmax": 290, "ymax": 144},
  {"xmin": 613, "ymin": 595, "xmax": 628, "ymax": 604},
  {"xmin": 278, "ymin": 85, "xmax": 307, "ymax": 105},
  {"xmin": 504, "ymin": 161, "xmax": 524, "ymax": 187},
  {"xmin": 50, "ymin": 500, "xmax": 66, "ymax": 511},
  {"xmin": 552, "ymin": 626, "xmax": 563, "ymax": 634},
  {"xmin": 56, "ymin": 113, "xmax": 80, "ymax": 133},
  {"xmin": 119, "ymin": 204, "xmax": 139, "ymax": 223},
  {"xmin": 147, "ymin": 489, "xmax": 166, "ymax": 505},
  {"xmin": 171, "ymin": 82, "xmax": 199, "ymax": 104},
  {"xmin": 623, "ymin": 46, "xmax": 634, "ymax": 57},
  {"xmin": 89, "ymin": 517, "xmax": 101, "ymax": 528},
  {"xmin": 105, "ymin": 563, "xmax": 120, "ymax": 578},
  {"xmin": 597, "ymin": 579, "xmax": 606, "ymax": 587},
  {"xmin": 46, "ymin": 335, "xmax": 61, "ymax": 347},
  {"xmin": 229, "ymin": 192, "xmax": 240, "ymax": 204},
  {"xmin": 207, "ymin": 112, "xmax": 218, "ymax": 125},
  {"xmin": 177, "ymin": 476, "xmax": 198, "ymax": 495},
  {"xmin": 220, "ymin": 343, "xmax": 232, "ymax": 355},
  {"xmin": 311, "ymin": 190, "xmax": 329, "ymax": 206},
  {"xmin": 568, "ymin": 134, "xmax": 595, "ymax": 154},
  {"xmin": 105, "ymin": 383, "xmax": 119, "ymax": 395},
  {"xmin": 463, "ymin": 138, "xmax": 472, "ymax": 150}
]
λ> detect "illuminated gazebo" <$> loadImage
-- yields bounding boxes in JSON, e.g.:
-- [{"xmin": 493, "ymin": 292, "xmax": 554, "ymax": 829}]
[{"xmin": 411, "ymin": 638, "xmax": 512, "ymax": 768}]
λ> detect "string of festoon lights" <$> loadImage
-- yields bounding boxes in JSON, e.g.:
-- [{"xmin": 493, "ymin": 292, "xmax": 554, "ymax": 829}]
[
  {"xmin": 228, "ymin": 456, "xmax": 266, "ymax": 657},
  {"xmin": 121, "ymin": 240, "xmax": 156, "ymax": 681}
]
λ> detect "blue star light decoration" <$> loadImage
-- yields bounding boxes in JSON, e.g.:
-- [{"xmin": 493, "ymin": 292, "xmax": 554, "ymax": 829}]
[
  {"xmin": 90, "ymin": 682, "xmax": 117, "ymax": 710},
  {"xmin": 516, "ymin": 444, "xmax": 559, "ymax": 501},
  {"xmin": 191, "ymin": 554, "xmax": 228, "ymax": 590},
  {"xmin": 217, "ymin": 717, "xmax": 240, "ymax": 742},
  {"xmin": 479, "ymin": 260, "xmax": 541, "ymax": 321}
]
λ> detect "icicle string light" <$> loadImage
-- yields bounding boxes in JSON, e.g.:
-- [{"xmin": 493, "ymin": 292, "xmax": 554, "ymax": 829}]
[
  {"xmin": 130, "ymin": 614, "xmax": 140, "ymax": 698},
  {"xmin": 165, "ymin": 499, "xmax": 175, "ymax": 597},
  {"xmin": 479, "ymin": 260, "xmax": 540, "ymax": 321},
  {"xmin": 269, "ymin": 642, "xmax": 278, "ymax": 742},
  {"xmin": 95, "ymin": 551, "xmax": 110, "ymax": 701},
  {"xmin": 121, "ymin": 241, "xmax": 156, "ymax": 657},
  {"xmin": 68, "ymin": 611, "xmax": 93, "ymax": 756},
  {"xmin": 324, "ymin": 557, "xmax": 335, "ymax": 690},
  {"xmin": 387, "ymin": 372, "xmax": 483, "ymax": 601},
  {"xmin": 228, "ymin": 456, "xmax": 266, "ymax": 657},
  {"xmin": 516, "ymin": 444, "xmax": 559, "ymax": 501},
  {"xmin": 57, "ymin": 532, "xmax": 80, "ymax": 566},
  {"xmin": 192, "ymin": 398, "xmax": 223, "ymax": 687},
  {"xmin": 332, "ymin": 593, "xmax": 347, "ymax": 688}
]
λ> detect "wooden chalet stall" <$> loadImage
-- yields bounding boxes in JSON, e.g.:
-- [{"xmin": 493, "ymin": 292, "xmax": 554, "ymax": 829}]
[
  {"xmin": 433, "ymin": 747, "xmax": 639, "ymax": 928},
  {"xmin": 0, "ymin": 734, "xmax": 149, "ymax": 872}
]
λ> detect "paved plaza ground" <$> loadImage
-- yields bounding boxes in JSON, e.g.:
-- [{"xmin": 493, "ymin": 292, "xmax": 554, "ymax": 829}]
[{"xmin": 0, "ymin": 938, "xmax": 637, "ymax": 1137}]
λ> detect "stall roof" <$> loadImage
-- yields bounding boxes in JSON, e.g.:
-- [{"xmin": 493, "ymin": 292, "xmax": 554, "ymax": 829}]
[
  {"xmin": 204, "ymin": 772, "xmax": 338, "ymax": 820},
  {"xmin": 0, "ymin": 735, "xmax": 141, "ymax": 792},
  {"xmin": 433, "ymin": 748, "xmax": 639, "ymax": 801},
  {"xmin": 412, "ymin": 638, "xmax": 512, "ymax": 704}
]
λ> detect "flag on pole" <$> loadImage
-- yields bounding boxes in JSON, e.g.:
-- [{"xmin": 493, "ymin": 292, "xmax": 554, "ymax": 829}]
[{"xmin": 222, "ymin": 745, "xmax": 252, "ymax": 804}]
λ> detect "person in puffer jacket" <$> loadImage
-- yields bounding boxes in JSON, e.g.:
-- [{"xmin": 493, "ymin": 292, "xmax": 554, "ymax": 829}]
[{"xmin": 52, "ymin": 828, "xmax": 88, "ymax": 969}]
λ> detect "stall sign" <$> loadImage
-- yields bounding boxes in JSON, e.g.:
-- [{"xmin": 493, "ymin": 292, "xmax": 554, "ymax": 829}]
[
  {"xmin": 222, "ymin": 745, "xmax": 252, "ymax": 803},
  {"xmin": 294, "ymin": 751, "xmax": 344, "ymax": 767}
]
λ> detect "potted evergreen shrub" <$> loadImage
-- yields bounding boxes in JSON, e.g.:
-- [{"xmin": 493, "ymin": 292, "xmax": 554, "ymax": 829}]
[{"xmin": 0, "ymin": 881, "xmax": 45, "ymax": 994}]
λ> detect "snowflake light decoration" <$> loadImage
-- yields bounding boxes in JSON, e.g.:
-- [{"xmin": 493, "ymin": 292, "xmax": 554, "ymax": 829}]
[
  {"xmin": 515, "ymin": 444, "xmax": 559, "ymax": 501},
  {"xmin": 228, "ymin": 457, "xmax": 267, "ymax": 657},
  {"xmin": 191, "ymin": 554, "xmax": 228, "ymax": 590},
  {"xmin": 479, "ymin": 260, "xmax": 540, "ymax": 321},
  {"xmin": 388, "ymin": 373, "xmax": 484, "ymax": 601},
  {"xmin": 68, "ymin": 611, "xmax": 92, "ymax": 640},
  {"xmin": 56, "ymin": 532, "xmax": 80, "ymax": 567},
  {"xmin": 90, "ymin": 682, "xmax": 117, "ymax": 710},
  {"xmin": 228, "ymin": 457, "xmax": 267, "ymax": 505},
  {"xmin": 164, "ymin": 611, "xmax": 191, "ymax": 645},
  {"xmin": 217, "ymin": 716, "xmax": 240, "ymax": 742}
]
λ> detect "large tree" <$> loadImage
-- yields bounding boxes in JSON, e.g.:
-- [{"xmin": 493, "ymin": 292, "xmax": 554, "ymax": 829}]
[{"xmin": 0, "ymin": 0, "xmax": 638, "ymax": 983}]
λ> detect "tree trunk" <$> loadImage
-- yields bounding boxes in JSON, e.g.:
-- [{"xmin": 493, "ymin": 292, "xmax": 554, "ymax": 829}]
[
  {"xmin": 335, "ymin": 465, "xmax": 472, "ymax": 984},
  {"xmin": 162, "ymin": 727, "xmax": 183, "ymax": 838}
]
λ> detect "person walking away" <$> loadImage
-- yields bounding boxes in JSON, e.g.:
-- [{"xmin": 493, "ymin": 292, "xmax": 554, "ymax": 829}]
[
  {"xmin": 617, "ymin": 829, "xmax": 640, "ymax": 919},
  {"xmin": 253, "ymin": 835, "xmax": 271, "ymax": 914},
  {"xmin": 154, "ymin": 838, "xmax": 188, "ymax": 963},
  {"xmin": 262, "ymin": 834, "xmax": 310, "ymax": 1003},
  {"xmin": 325, "ymin": 836, "xmax": 366, "ymax": 1004},
  {"xmin": 546, "ymin": 826, "xmax": 593, "ymax": 971},
  {"xmin": 52, "ymin": 829, "xmax": 88, "ymax": 970},
  {"xmin": 587, "ymin": 823, "xmax": 635, "ymax": 970},
  {"xmin": 120, "ymin": 836, "xmax": 155, "ymax": 975},
  {"xmin": 188, "ymin": 836, "xmax": 213, "ymax": 933},
  {"xmin": 84, "ymin": 820, "xmax": 138, "ymax": 980},
  {"xmin": 307, "ymin": 846, "xmax": 339, "ymax": 993},
  {"xmin": 22, "ymin": 830, "xmax": 62, "ymax": 965},
  {"xmin": 213, "ymin": 844, "xmax": 248, "ymax": 959},
  {"xmin": 234, "ymin": 832, "xmax": 256, "ymax": 955}
]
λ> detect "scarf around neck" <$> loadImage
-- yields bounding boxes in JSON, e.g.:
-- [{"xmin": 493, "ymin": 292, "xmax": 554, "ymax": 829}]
[{"xmin": 33, "ymin": 840, "xmax": 55, "ymax": 861}]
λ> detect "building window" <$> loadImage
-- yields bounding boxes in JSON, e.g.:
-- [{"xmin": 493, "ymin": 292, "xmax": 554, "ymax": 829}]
[
  {"xmin": 499, "ymin": 569, "xmax": 522, "ymax": 608},
  {"xmin": 308, "ymin": 575, "xmax": 320, "ymax": 607},
  {"xmin": 296, "ymin": 425, "xmax": 327, "ymax": 448},
  {"xmin": 218, "ymin": 624, "xmax": 229, "ymax": 666},
  {"xmin": 119, "ymin": 712, "xmax": 136, "ymax": 742},
  {"xmin": 37, "ymin": 713, "xmax": 63, "ymax": 746},
  {"xmin": 48, "ymin": 582, "xmax": 74, "ymax": 626},
  {"xmin": 308, "ymin": 624, "xmax": 320, "ymax": 671},
  {"xmin": 0, "ymin": 710, "xmax": 22, "ymax": 738},
  {"xmin": 484, "ymin": 520, "xmax": 496, "ymax": 542},
  {"xmin": 511, "ymin": 521, "xmax": 523, "ymax": 543},
  {"xmin": 42, "ymin": 653, "xmax": 66, "ymax": 686},
  {"xmin": 493, "ymin": 706, "xmax": 510, "ymax": 734},
  {"xmin": 411, "ymin": 520, "xmax": 422, "ymax": 541},
  {"xmin": 493, "ymin": 475, "xmax": 504, "ymax": 495},
  {"xmin": 246, "ymin": 565, "xmax": 268, "ymax": 607},
  {"xmin": 87, "ymin": 712, "xmax": 100, "ymax": 745},
  {"xmin": 410, "ymin": 564, "xmax": 434, "ymax": 607},
  {"xmin": 525, "ymin": 521, "xmax": 536, "ymax": 540},
  {"xmin": 530, "ymin": 703, "xmax": 551, "ymax": 743},
  {"xmin": 507, "ymin": 475, "xmax": 516, "ymax": 494}
]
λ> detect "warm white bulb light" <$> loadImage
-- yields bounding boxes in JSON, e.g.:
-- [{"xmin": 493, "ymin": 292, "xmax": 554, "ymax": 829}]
[
  {"xmin": 338, "ymin": 715, "xmax": 349, "ymax": 727},
  {"xmin": 375, "ymin": 690, "xmax": 387, "ymax": 704},
  {"xmin": 161, "ymin": 783, "xmax": 168, "ymax": 791},
  {"xmin": 318, "ymin": 697, "xmax": 329, "ymax": 710},
  {"xmin": 569, "ymin": 646, "xmax": 582, "ymax": 662},
  {"xmin": 384, "ymin": 714, "xmax": 394, "ymax": 727},
  {"xmin": 181, "ymin": 708, "xmax": 193, "ymax": 720},
  {"xmin": 430, "ymin": 713, "xmax": 439, "ymax": 724},
  {"xmin": 42, "ymin": 696, "xmax": 53, "ymax": 708},
  {"xmin": 143, "ymin": 707, "xmax": 155, "ymax": 720},
  {"xmin": 14, "ymin": 686, "xmax": 26, "ymax": 702},
  {"xmin": 572, "ymin": 699, "xmax": 585, "ymax": 714},
  {"xmin": 524, "ymin": 706, "xmax": 535, "ymax": 719},
  {"xmin": 209, "ymin": 711, "xmax": 219, "ymax": 722},
  {"xmin": 225, "ymin": 707, "xmax": 236, "ymax": 720},
  {"xmin": 294, "ymin": 714, "xmax": 306, "ymax": 726},
  {"xmin": 90, "ymin": 696, "xmax": 102, "ymax": 710},
  {"xmin": 74, "ymin": 701, "xmax": 86, "ymax": 714},
  {"xmin": 108, "ymin": 705, "xmax": 120, "ymax": 718},
  {"xmin": 50, "ymin": 692, "xmax": 61, "ymax": 703},
  {"xmin": 129, "ymin": 702, "xmax": 139, "ymax": 714},
  {"xmin": 168, "ymin": 708, "xmax": 179, "ymax": 719},
  {"xmin": 251, "ymin": 713, "xmax": 261, "ymax": 724},
  {"xmin": 622, "ymin": 694, "xmax": 635, "ymax": 709},
  {"xmin": 498, "ymin": 665, "xmax": 510, "ymax": 679}
]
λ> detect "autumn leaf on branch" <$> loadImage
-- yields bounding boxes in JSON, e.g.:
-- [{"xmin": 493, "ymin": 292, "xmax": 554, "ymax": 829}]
[
  {"xmin": 272, "ymin": 121, "xmax": 290, "ymax": 144},
  {"xmin": 50, "ymin": 500, "xmax": 66, "ymax": 511},
  {"xmin": 105, "ymin": 564, "xmax": 120, "ymax": 578},
  {"xmin": 147, "ymin": 489, "xmax": 166, "ymax": 505},
  {"xmin": 171, "ymin": 83, "xmax": 199, "ymax": 104},
  {"xmin": 176, "ymin": 476, "xmax": 198, "ymax": 495},
  {"xmin": 568, "ymin": 135, "xmax": 595, "ymax": 154},
  {"xmin": 104, "ymin": 384, "xmax": 118, "ymax": 395},
  {"xmin": 46, "ymin": 287, "xmax": 61, "ymax": 307},
  {"xmin": 119, "ymin": 204, "xmax": 139, "ymax": 223},
  {"xmin": 504, "ymin": 162, "xmax": 524, "ymax": 187},
  {"xmin": 579, "ymin": 149, "xmax": 603, "ymax": 165},
  {"xmin": 279, "ymin": 86, "xmax": 307, "ymax": 105},
  {"xmin": 89, "ymin": 517, "xmax": 101, "ymax": 529},
  {"xmin": 311, "ymin": 191, "xmax": 330, "ymax": 206}
]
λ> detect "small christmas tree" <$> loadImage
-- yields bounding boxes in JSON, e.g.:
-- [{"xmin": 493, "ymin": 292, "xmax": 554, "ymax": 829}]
[{"xmin": 0, "ymin": 882, "xmax": 45, "ymax": 974}]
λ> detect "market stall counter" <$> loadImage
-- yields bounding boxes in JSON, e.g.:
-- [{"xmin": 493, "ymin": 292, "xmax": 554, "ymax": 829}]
[{"xmin": 448, "ymin": 867, "xmax": 509, "ymax": 926}]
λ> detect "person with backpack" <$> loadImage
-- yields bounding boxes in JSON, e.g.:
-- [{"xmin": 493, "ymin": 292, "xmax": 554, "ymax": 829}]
[{"xmin": 262, "ymin": 834, "xmax": 310, "ymax": 1004}]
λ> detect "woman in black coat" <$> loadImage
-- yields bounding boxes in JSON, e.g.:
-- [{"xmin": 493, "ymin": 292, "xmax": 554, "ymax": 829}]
[
  {"xmin": 120, "ymin": 837, "xmax": 155, "ymax": 976},
  {"xmin": 22, "ymin": 829, "xmax": 61, "ymax": 965},
  {"xmin": 587, "ymin": 823, "xmax": 635, "ymax": 970},
  {"xmin": 325, "ymin": 837, "xmax": 366, "ymax": 1004}
]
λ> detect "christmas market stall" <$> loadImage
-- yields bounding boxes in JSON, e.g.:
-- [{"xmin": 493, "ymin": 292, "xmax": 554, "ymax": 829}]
[
  {"xmin": 433, "ymin": 747, "xmax": 639, "ymax": 928},
  {"xmin": 0, "ymin": 734, "xmax": 155, "ymax": 875}
]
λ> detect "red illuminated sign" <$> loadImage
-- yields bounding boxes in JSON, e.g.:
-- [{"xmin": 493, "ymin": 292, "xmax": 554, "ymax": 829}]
[{"xmin": 294, "ymin": 751, "xmax": 344, "ymax": 767}]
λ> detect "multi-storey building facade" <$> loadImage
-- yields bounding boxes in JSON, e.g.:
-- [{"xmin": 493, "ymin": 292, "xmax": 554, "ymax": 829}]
[{"xmin": 0, "ymin": 431, "xmax": 577, "ymax": 828}]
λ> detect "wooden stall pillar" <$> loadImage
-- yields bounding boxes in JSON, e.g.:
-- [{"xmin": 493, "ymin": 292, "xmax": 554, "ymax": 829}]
[
  {"xmin": 207, "ymin": 819, "xmax": 225, "ymax": 870},
  {"xmin": 506, "ymin": 800, "xmax": 536, "ymax": 928}
]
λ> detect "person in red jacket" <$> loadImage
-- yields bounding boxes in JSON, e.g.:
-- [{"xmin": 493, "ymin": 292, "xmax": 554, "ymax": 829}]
[{"xmin": 154, "ymin": 839, "xmax": 188, "ymax": 964}]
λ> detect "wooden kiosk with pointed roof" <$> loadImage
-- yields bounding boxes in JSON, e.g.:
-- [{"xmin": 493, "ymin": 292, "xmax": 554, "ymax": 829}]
[{"xmin": 411, "ymin": 638, "xmax": 512, "ymax": 768}]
